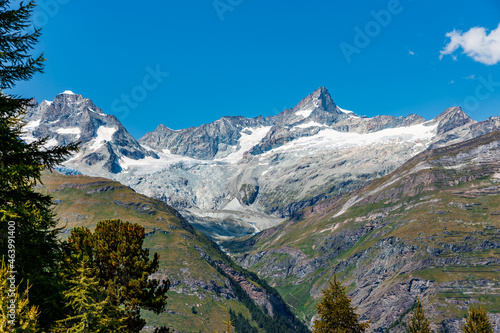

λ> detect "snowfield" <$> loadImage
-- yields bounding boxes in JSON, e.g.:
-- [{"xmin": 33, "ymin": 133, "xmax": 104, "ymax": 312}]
[
  {"xmin": 216, "ymin": 126, "xmax": 272, "ymax": 163},
  {"xmin": 270, "ymin": 122, "xmax": 438, "ymax": 154},
  {"xmin": 89, "ymin": 126, "xmax": 117, "ymax": 150},
  {"xmin": 56, "ymin": 127, "xmax": 81, "ymax": 138}
]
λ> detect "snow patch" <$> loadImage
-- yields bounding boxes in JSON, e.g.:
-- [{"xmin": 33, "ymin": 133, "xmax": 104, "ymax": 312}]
[
  {"xmin": 217, "ymin": 126, "xmax": 272, "ymax": 164},
  {"xmin": 320, "ymin": 223, "xmax": 342, "ymax": 233},
  {"xmin": 294, "ymin": 121, "xmax": 328, "ymax": 129},
  {"xmin": 56, "ymin": 127, "xmax": 81, "ymax": 138},
  {"xmin": 89, "ymin": 126, "xmax": 117, "ymax": 150},
  {"xmin": 295, "ymin": 108, "xmax": 314, "ymax": 118},
  {"xmin": 42, "ymin": 100, "xmax": 53, "ymax": 106},
  {"xmin": 333, "ymin": 195, "xmax": 360, "ymax": 218},
  {"xmin": 269, "ymin": 122, "xmax": 438, "ymax": 154},
  {"xmin": 20, "ymin": 133, "xmax": 37, "ymax": 144},
  {"xmin": 338, "ymin": 106, "xmax": 354, "ymax": 114},
  {"xmin": 223, "ymin": 198, "xmax": 248, "ymax": 212},
  {"xmin": 61, "ymin": 90, "xmax": 75, "ymax": 95},
  {"xmin": 24, "ymin": 119, "xmax": 41, "ymax": 130},
  {"xmin": 338, "ymin": 106, "xmax": 360, "ymax": 118},
  {"xmin": 443, "ymin": 163, "xmax": 467, "ymax": 170},
  {"xmin": 121, "ymin": 147, "xmax": 207, "ymax": 175},
  {"xmin": 21, "ymin": 120, "xmax": 42, "ymax": 143},
  {"xmin": 164, "ymin": 126, "xmax": 182, "ymax": 132},
  {"xmin": 44, "ymin": 138, "xmax": 58, "ymax": 148}
]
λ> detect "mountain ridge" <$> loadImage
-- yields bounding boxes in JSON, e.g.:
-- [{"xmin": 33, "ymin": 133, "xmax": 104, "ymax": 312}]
[{"xmin": 24, "ymin": 87, "xmax": 500, "ymax": 239}]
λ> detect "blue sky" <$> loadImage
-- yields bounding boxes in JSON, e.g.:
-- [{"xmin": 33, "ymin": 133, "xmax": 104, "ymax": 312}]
[{"xmin": 9, "ymin": 0, "xmax": 500, "ymax": 138}]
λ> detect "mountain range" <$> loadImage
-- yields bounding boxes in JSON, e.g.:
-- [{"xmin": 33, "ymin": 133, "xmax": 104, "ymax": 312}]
[
  {"xmin": 25, "ymin": 87, "xmax": 500, "ymax": 332},
  {"xmin": 25, "ymin": 87, "xmax": 499, "ymax": 239}
]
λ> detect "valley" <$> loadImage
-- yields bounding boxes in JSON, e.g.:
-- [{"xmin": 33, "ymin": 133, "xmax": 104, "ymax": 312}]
[{"xmin": 25, "ymin": 87, "xmax": 500, "ymax": 332}]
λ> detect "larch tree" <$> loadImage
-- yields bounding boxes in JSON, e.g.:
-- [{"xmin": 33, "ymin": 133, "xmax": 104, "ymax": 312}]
[
  {"xmin": 462, "ymin": 305, "xmax": 494, "ymax": 333},
  {"xmin": 0, "ymin": 260, "xmax": 39, "ymax": 332},
  {"xmin": 408, "ymin": 297, "xmax": 432, "ymax": 333},
  {"xmin": 54, "ymin": 260, "xmax": 127, "ymax": 332},
  {"xmin": 313, "ymin": 275, "xmax": 369, "ymax": 333},
  {"xmin": 222, "ymin": 310, "xmax": 235, "ymax": 333}
]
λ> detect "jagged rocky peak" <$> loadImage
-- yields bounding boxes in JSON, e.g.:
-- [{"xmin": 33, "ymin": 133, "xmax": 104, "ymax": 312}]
[
  {"xmin": 434, "ymin": 106, "xmax": 476, "ymax": 134},
  {"xmin": 24, "ymin": 90, "xmax": 157, "ymax": 175},
  {"xmin": 292, "ymin": 86, "xmax": 339, "ymax": 114},
  {"xmin": 53, "ymin": 90, "xmax": 85, "ymax": 104},
  {"xmin": 34, "ymin": 90, "xmax": 104, "ymax": 121},
  {"xmin": 154, "ymin": 124, "xmax": 180, "ymax": 133}
]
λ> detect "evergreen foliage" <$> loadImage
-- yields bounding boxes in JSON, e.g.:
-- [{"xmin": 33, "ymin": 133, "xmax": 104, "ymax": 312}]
[
  {"xmin": 0, "ymin": 259, "xmax": 39, "ymax": 331},
  {"xmin": 229, "ymin": 309, "xmax": 258, "ymax": 333},
  {"xmin": 0, "ymin": 0, "xmax": 78, "ymax": 329},
  {"xmin": 54, "ymin": 259, "xmax": 127, "ymax": 332},
  {"xmin": 66, "ymin": 219, "xmax": 170, "ymax": 333},
  {"xmin": 313, "ymin": 275, "xmax": 369, "ymax": 333},
  {"xmin": 408, "ymin": 297, "xmax": 431, "ymax": 333},
  {"xmin": 462, "ymin": 305, "xmax": 494, "ymax": 333},
  {"xmin": 0, "ymin": 0, "xmax": 44, "ymax": 89}
]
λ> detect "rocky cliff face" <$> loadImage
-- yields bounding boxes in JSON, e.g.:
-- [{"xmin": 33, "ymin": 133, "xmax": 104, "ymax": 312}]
[
  {"xmin": 224, "ymin": 131, "xmax": 500, "ymax": 332},
  {"xmin": 140, "ymin": 115, "xmax": 270, "ymax": 160},
  {"xmin": 26, "ymin": 88, "xmax": 500, "ymax": 239}
]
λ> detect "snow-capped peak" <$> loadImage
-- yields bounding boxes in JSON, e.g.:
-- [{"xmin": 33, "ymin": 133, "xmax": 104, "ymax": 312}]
[{"xmin": 60, "ymin": 90, "xmax": 76, "ymax": 95}]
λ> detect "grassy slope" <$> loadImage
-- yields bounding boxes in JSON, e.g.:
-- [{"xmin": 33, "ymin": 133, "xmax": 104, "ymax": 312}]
[
  {"xmin": 223, "ymin": 131, "xmax": 500, "ymax": 330},
  {"xmin": 38, "ymin": 171, "xmax": 265, "ymax": 333}
]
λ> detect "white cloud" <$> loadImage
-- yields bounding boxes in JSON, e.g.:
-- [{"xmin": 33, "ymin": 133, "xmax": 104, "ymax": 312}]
[
  {"xmin": 449, "ymin": 80, "xmax": 455, "ymax": 84},
  {"xmin": 464, "ymin": 74, "xmax": 476, "ymax": 80},
  {"xmin": 408, "ymin": 50, "xmax": 415, "ymax": 56},
  {"xmin": 440, "ymin": 23, "xmax": 500, "ymax": 65}
]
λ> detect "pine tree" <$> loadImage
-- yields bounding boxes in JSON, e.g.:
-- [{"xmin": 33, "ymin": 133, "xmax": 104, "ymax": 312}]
[
  {"xmin": 0, "ymin": 0, "xmax": 78, "ymax": 329},
  {"xmin": 408, "ymin": 297, "xmax": 432, "ymax": 333},
  {"xmin": 313, "ymin": 275, "xmax": 369, "ymax": 333},
  {"xmin": 67, "ymin": 219, "xmax": 170, "ymax": 333},
  {"xmin": 462, "ymin": 305, "xmax": 494, "ymax": 333},
  {"xmin": 0, "ymin": 259, "xmax": 40, "ymax": 332}
]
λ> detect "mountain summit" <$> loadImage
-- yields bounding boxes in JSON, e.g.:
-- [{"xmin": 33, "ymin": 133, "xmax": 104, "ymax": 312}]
[
  {"xmin": 292, "ymin": 86, "xmax": 339, "ymax": 114},
  {"xmin": 26, "ymin": 88, "xmax": 500, "ymax": 238},
  {"xmin": 433, "ymin": 106, "xmax": 476, "ymax": 134}
]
